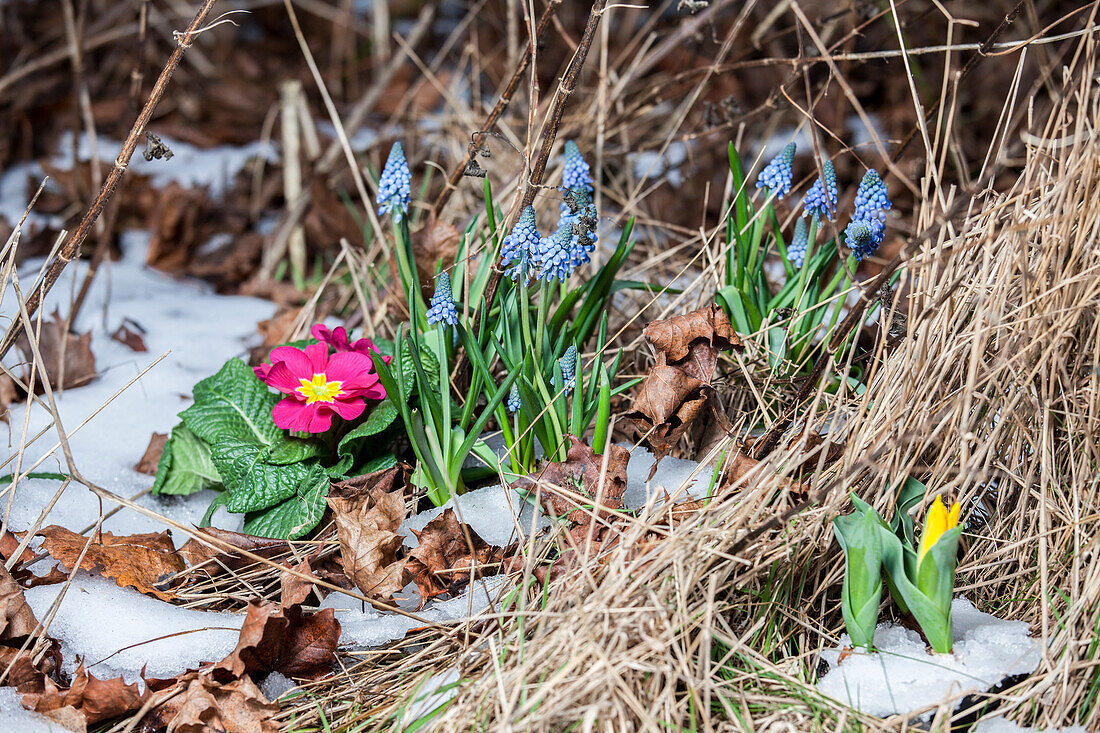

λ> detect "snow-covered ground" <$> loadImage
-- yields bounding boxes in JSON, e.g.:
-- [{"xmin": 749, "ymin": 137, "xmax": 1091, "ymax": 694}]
[{"xmin": 817, "ymin": 598, "xmax": 1042, "ymax": 718}]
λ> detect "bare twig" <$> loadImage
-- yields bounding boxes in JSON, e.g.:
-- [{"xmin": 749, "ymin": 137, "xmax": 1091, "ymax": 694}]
[{"xmin": 0, "ymin": 0, "xmax": 221, "ymax": 360}]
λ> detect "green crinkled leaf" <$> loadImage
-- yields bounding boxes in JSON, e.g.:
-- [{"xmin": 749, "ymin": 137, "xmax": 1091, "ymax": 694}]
[
  {"xmin": 211, "ymin": 439, "xmax": 310, "ymax": 513},
  {"xmin": 180, "ymin": 358, "xmax": 281, "ymax": 447},
  {"xmin": 334, "ymin": 396, "xmax": 404, "ymax": 471},
  {"xmin": 267, "ymin": 437, "xmax": 325, "ymax": 465},
  {"xmin": 242, "ymin": 463, "xmax": 330, "ymax": 539},
  {"xmin": 153, "ymin": 424, "xmax": 222, "ymax": 496}
]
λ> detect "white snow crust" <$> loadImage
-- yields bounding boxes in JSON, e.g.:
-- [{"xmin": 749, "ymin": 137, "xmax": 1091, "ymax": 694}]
[
  {"xmin": 0, "ymin": 686, "xmax": 59, "ymax": 732},
  {"xmin": 23, "ymin": 573, "xmax": 244, "ymax": 684},
  {"xmin": 817, "ymin": 598, "xmax": 1042, "ymax": 718}
]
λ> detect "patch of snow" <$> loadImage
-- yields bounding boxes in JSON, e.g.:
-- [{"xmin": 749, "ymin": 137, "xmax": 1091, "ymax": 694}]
[
  {"xmin": 260, "ymin": 671, "xmax": 297, "ymax": 701},
  {"xmin": 316, "ymin": 121, "xmax": 377, "ymax": 153},
  {"xmin": 400, "ymin": 667, "xmax": 460, "ymax": 728},
  {"xmin": 401, "ymin": 483, "xmax": 548, "ymax": 548},
  {"xmin": 56, "ymin": 131, "xmax": 275, "ymax": 197},
  {"xmin": 629, "ymin": 141, "xmax": 689, "ymax": 187},
  {"xmin": 817, "ymin": 598, "xmax": 1041, "ymax": 718},
  {"xmin": 2, "ymin": 231, "xmax": 272, "ymax": 541},
  {"xmin": 623, "ymin": 445, "xmax": 714, "ymax": 510},
  {"xmin": 974, "ymin": 716, "xmax": 1086, "ymax": 733},
  {"xmin": 321, "ymin": 575, "xmax": 507, "ymax": 648},
  {"xmin": 0, "ymin": 687, "xmax": 59, "ymax": 732},
  {"xmin": 23, "ymin": 573, "xmax": 244, "ymax": 684}
]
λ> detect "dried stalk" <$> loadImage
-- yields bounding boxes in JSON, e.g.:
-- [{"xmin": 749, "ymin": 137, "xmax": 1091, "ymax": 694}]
[{"xmin": 0, "ymin": 0, "xmax": 220, "ymax": 360}]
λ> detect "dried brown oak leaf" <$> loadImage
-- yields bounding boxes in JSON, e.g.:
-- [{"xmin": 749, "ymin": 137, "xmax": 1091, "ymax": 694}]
[
  {"xmin": 16, "ymin": 310, "xmax": 97, "ymax": 391},
  {"xmin": 279, "ymin": 557, "xmax": 319, "ymax": 607},
  {"xmin": 406, "ymin": 509, "xmax": 504, "ymax": 606},
  {"xmin": 35, "ymin": 526, "xmax": 185, "ymax": 601},
  {"xmin": 135, "ymin": 432, "xmax": 168, "ymax": 475},
  {"xmin": 22, "ymin": 663, "xmax": 149, "ymax": 726},
  {"xmin": 143, "ymin": 673, "xmax": 278, "ymax": 733},
  {"xmin": 213, "ymin": 599, "xmax": 340, "ymax": 681},
  {"xmin": 0, "ymin": 562, "xmax": 38, "ymax": 641},
  {"xmin": 0, "ymin": 372, "xmax": 18, "ymax": 423},
  {"xmin": 110, "ymin": 321, "xmax": 147, "ymax": 352},
  {"xmin": 626, "ymin": 304, "xmax": 741, "ymax": 462},
  {"xmin": 512, "ymin": 436, "xmax": 630, "ymax": 529},
  {"xmin": 327, "ymin": 466, "xmax": 408, "ymax": 602},
  {"xmin": 176, "ymin": 527, "xmax": 289, "ymax": 578}
]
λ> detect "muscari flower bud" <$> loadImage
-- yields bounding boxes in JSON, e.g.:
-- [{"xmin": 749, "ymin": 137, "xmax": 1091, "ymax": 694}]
[
  {"xmin": 788, "ymin": 217, "xmax": 809, "ymax": 269},
  {"xmin": 559, "ymin": 345, "xmax": 577, "ymax": 394},
  {"xmin": 377, "ymin": 142, "xmax": 411, "ymax": 221},
  {"xmin": 853, "ymin": 169, "xmax": 891, "ymax": 223},
  {"xmin": 506, "ymin": 382, "xmax": 521, "ymax": 413},
  {"xmin": 426, "ymin": 272, "xmax": 458, "ymax": 326},
  {"xmin": 536, "ymin": 219, "xmax": 576, "ymax": 283},
  {"xmin": 756, "ymin": 142, "xmax": 796, "ymax": 199},
  {"xmin": 562, "ymin": 140, "xmax": 594, "ymax": 196},
  {"xmin": 803, "ymin": 160, "xmax": 838, "ymax": 220}
]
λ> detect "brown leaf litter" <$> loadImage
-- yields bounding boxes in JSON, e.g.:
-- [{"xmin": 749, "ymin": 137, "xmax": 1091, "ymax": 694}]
[
  {"xmin": 135, "ymin": 432, "xmax": 169, "ymax": 475},
  {"xmin": 626, "ymin": 304, "xmax": 741, "ymax": 463},
  {"xmin": 213, "ymin": 599, "xmax": 340, "ymax": 681},
  {"xmin": 406, "ymin": 509, "xmax": 506, "ymax": 608},
  {"xmin": 15, "ymin": 310, "xmax": 98, "ymax": 391},
  {"xmin": 326, "ymin": 465, "xmax": 409, "ymax": 603}
]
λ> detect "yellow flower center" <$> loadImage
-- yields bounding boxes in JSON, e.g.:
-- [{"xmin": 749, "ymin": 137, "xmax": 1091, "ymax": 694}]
[{"xmin": 296, "ymin": 373, "xmax": 343, "ymax": 404}]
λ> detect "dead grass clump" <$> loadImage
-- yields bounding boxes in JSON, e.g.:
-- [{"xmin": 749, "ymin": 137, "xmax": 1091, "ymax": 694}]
[{"xmin": 417, "ymin": 44, "xmax": 1100, "ymax": 733}]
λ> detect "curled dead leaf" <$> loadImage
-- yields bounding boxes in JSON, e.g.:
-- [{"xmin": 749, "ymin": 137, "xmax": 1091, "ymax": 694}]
[
  {"xmin": 0, "ymin": 563, "xmax": 38, "ymax": 641},
  {"xmin": 512, "ymin": 436, "xmax": 630, "ymax": 530},
  {"xmin": 213, "ymin": 600, "xmax": 340, "ymax": 681},
  {"xmin": 111, "ymin": 320, "xmax": 148, "ymax": 352},
  {"xmin": 326, "ymin": 466, "xmax": 408, "ymax": 602},
  {"xmin": 406, "ymin": 508, "xmax": 504, "ymax": 607},
  {"xmin": 627, "ymin": 304, "xmax": 742, "ymax": 462},
  {"xmin": 135, "ymin": 432, "xmax": 169, "ymax": 476},
  {"xmin": 21, "ymin": 663, "xmax": 149, "ymax": 726},
  {"xmin": 35, "ymin": 526, "xmax": 185, "ymax": 601},
  {"xmin": 16, "ymin": 310, "xmax": 97, "ymax": 391},
  {"xmin": 176, "ymin": 527, "xmax": 289, "ymax": 579},
  {"xmin": 143, "ymin": 672, "xmax": 278, "ymax": 733}
]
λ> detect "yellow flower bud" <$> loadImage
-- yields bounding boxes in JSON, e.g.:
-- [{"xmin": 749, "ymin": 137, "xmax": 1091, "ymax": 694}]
[{"xmin": 917, "ymin": 495, "xmax": 960, "ymax": 565}]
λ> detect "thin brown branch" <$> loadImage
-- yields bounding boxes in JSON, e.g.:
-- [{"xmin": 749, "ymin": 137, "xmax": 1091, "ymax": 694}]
[{"xmin": 0, "ymin": 0, "xmax": 220, "ymax": 360}]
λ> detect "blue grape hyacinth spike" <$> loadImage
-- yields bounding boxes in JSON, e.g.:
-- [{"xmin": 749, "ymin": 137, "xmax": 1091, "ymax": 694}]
[
  {"xmin": 756, "ymin": 142, "xmax": 796, "ymax": 199},
  {"xmin": 500, "ymin": 206, "xmax": 541, "ymax": 281},
  {"xmin": 788, "ymin": 218, "xmax": 809, "ymax": 269},
  {"xmin": 507, "ymin": 383, "xmax": 521, "ymax": 413},
  {"xmin": 377, "ymin": 142, "xmax": 411, "ymax": 221},
  {"xmin": 802, "ymin": 160, "xmax": 837, "ymax": 220},
  {"xmin": 853, "ymin": 169, "xmax": 891, "ymax": 223},
  {"xmin": 426, "ymin": 271, "xmax": 458, "ymax": 326},
  {"xmin": 562, "ymin": 140, "xmax": 594, "ymax": 195},
  {"xmin": 536, "ymin": 220, "xmax": 576, "ymax": 283},
  {"xmin": 844, "ymin": 219, "xmax": 884, "ymax": 261}
]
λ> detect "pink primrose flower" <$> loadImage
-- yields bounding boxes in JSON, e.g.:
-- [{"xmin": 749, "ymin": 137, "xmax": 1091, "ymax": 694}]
[{"xmin": 256, "ymin": 342, "xmax": 386, "ymax": 433}]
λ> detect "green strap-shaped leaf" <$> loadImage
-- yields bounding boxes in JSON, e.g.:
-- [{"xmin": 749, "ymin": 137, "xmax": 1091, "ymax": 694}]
[
  {"xmin": 243, "ymin": 463, "xmax": 330, "ymax": 539},
  {"xmin": 181, "ymin": 358, "xmax": 282, "ymax": 446},
  {"xmin": 153, "ymin": 424, "xmax": 222, "ymax": 496}
]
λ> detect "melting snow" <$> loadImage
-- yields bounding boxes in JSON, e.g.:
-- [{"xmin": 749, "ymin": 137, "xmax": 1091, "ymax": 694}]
[
  {"xmin": 817, "ymin": 598, "xmax": 1042, "ymax": 718},
  {"xmin": 0, "ymin": 687, "xmax": 58, "ymax": 732},
  {"xmin": 23, "ymin": 572, "xmax": 244, "ymax": 684}
]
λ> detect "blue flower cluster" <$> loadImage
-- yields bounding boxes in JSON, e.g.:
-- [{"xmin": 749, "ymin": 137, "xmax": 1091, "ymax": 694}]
[
  {"xmin": 426, "ymin": 271, "xmax": 458, "ymax": 326},
  {"xmin": 499, "ymin": 146, "xmax": 600, "ymax": 284},
  {"xmin": 788, "ymin": 218, "xmax": 809, "ymax": 269},
  {"xmin": 756, "ymin": 142, "xmax": 796, "ymax": 199},
  {"xmin": 803, "ymin": 160, "xmax": 837, "ymax": 220},
  {"xmin": 843, "ymin": 220, "xmax": 878, "ymax": 261},
  {"xmin": 377, "ymin": 142, "xmax": 411, "ymax": 220},
  {"xmin": 559, "ymin": 345, "xmax": 577, "ymax": 394},
  {"xmin": 536, "ymin": 220, "xmax": 576, "ymax": 283},
  {"xmin": 500, "ymin": 206, "xmax": 541, "ymax": 281},
  {"xmin": 507, "ymin": 383, "xmax": 521, "ymax": 413},
  {"xmin": 844, "ymin": 169, "xmax": 891, "ymax": 260},
  {"xmin": 562, "ymin": 140, "xmax": 594, "ymax": 197}
]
